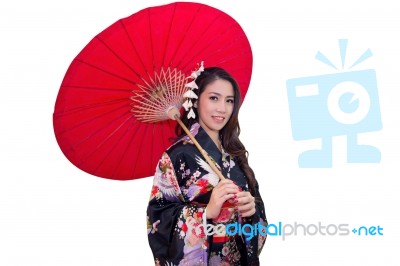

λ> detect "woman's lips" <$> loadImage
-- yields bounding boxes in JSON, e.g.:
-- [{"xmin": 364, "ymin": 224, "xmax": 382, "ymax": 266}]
[{"xmin": 212, "ymin": 116, "xmax": 225, "ymax": 123}]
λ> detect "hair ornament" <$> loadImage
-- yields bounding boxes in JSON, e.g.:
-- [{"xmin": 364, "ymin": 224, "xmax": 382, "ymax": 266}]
[{"xmin": 183, "ymin": 61, "xmax": 204, "ymax": 119}]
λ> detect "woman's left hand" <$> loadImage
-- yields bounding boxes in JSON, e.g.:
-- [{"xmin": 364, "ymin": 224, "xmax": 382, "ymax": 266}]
[{"xmin": 235, "ymin": 191, "xmax": 256, "ymax": 217}]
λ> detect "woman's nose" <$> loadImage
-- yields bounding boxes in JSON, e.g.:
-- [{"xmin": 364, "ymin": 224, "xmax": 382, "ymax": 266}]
[{"xmin": 216, "ymin": 101, "xmax": 226, "ymax": 113}]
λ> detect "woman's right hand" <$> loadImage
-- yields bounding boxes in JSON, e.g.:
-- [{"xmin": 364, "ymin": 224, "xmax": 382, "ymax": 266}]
[{"xmin": 206, "ymin": 179, "xmax": 239, "ymax": 219}]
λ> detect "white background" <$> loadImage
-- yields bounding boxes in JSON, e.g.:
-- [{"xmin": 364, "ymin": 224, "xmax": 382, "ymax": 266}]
[{"xmin": 1, "ymin": 0, "xmax": 399, "ymax": 265}]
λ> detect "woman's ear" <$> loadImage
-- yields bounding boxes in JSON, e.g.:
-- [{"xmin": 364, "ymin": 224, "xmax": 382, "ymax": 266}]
[{"xmin": 193, "ymin": 101, "xmax": 198, "ymax": 108}]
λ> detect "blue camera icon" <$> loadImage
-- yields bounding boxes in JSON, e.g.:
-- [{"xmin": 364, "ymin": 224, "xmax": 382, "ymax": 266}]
[{"xmin": 286, "ymin": 69, "xmax": 382, "ymax": 167}]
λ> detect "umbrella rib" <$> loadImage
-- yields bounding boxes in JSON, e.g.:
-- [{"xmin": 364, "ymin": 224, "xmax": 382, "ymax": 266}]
[
  {"xmin": 56, "ymin": 103, "xmax": 129, "ymax": 135},
  {"xmin": 62, "ymin": 85, "xmax": 130, "ymax": 92},
  {"xmin": 186, "ymin": 47, "xmax": 248, "ymax": 71},
  {"xmin": 120, "ymin": 20, "xmax": 148, "ymax": 79},
  {"xmin": 95, "ymin": 35, "xmax": 143, "ymax": 81},
  {"xmin": 93, "ymin": 114, "xmax": 137, "ymax": 178},
  {"xmin": 130, "ymin": 99, "xmax": 163, "ymax": 113},
  {"xmin": 165, "ymin": 5, "xmax": 200, "ymax": 67},
  {"xmin": 225, "ymin": 63, "xmax": 253, "ymax": 73},
  {"xmin": 161, "ymin": 2, "xmax": 177, "ymax": 67},
  {"xmin": 147, "ymin": 8, "xmax": 156, "ymax": 74},
  {"xmin": 132, "ymin": 84, "xmax": 168, "ymax": 108},
  {"xmin": 210, "ymin": 48, "xmax": 252, "ymax": 67},
  {"xmin": 198, "ymin": 34, "xmax": 250, "ymax": 66},
  {"xmin": 131, "ymin": 93, "xmax": 168, "ymax": 115},
  {"xmin": 175, "ymin": 11, "xmax": 224, "ymax": 70},
  {"xmin": 131, "ymin": 121, "xmax": 146, "ymax": 177},
  {"xmin": 181, "ymin": 23, "xmax": 243, "ymax": 70},
  {"xmin": 75, "ymin": 58, "xmax": 138, "ymax": 86},
  {"xmin": 112, "ymin": 115, "xmax": 142, "ymax": 178},
  {"xmin": 54, "ymin": 98, "xmax": 128, "ymax": 117},
  {"xmin": 77, "ymin": 109, "xmax": 134, "ymax": 166}
]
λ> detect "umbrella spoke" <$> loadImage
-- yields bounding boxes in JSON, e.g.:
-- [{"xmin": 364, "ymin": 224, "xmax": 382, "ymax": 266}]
[
  {"xmin": 55, "ymin": 102, "xmax": 130, "ymax": 135},
  {"xmin": 61, "ymin": 85, "xmax": 131, "ymax": 92},
  {"xmin": 93, "ymin": 114, "xmax": 137, "ymax": 179},
  {"xmin": 146, "ymin": 9, "xmax": 156, "ymax": 74},
  {"xmin": 160, "ymin": 3, "xmax": 177, "ymax": 67},
  {"xmin": 54, "ymin": 98, "xmax": 128, "ymax": 117},
  {"xmin": 174, "ymin": 10, "xmax": 222, "ymax": 69},
  {"xmin": 163, "ymin": 5, "xmax": 200, "ymax": 68},
  {"xmin": 182, "ymin": 28, "xmax": 247, "ymax": 70},
  {"xmin": 131, "ymin": 121, "xmax": 146, "ymax": 177},
  {"xmin": 95, "ymin": 36, "xmax": 143, "ymax": 82},
  {"xmin": 120, "ymin": 20, "xmax": 149, "ymax": 83},
  {"xmin": 75, "ymin": 58, "xmax": 139, "ymax": 86},
  {"xmin": 130, "ymin": 68, "xmax": 186, "ymax": 123},
  {"xmin": 108, "ymin": 114, "xmax": 149, "ymax": 179},
  {"xmin": 76, "ymin": 110, "xmax": 135, "ymax": 165}
]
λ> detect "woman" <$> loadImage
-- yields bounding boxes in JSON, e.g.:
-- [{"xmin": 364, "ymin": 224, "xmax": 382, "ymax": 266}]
[{"xmin": 147, "ymin": 67, "xmax": 267, "ymax": 265}]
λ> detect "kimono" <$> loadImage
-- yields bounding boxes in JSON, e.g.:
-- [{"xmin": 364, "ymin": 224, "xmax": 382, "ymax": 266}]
[{"xmin": 147, "ymin": 123, "xmax": 267, "ymax": 266}]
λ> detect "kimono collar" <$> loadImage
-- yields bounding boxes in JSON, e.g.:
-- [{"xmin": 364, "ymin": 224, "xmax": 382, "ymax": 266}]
[{"xmin": 190, "ymin": 122, "xmax": 223, "ymax": 160}]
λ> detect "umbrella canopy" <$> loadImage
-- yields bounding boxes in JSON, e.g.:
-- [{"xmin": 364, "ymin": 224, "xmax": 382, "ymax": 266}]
[{"xmin": 53, "ymin": 1, "xmax": 253, "ymax": 180}]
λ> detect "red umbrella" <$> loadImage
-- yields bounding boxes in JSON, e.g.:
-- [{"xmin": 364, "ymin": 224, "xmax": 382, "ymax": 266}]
[{"xmin": 53, "ymin": 2, "xmax": 252, "ymax": 180}]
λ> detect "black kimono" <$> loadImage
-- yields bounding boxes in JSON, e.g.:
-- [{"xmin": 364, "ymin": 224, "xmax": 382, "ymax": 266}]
[{"xmin": 147, "ymin": 123, "xmax": 267, "ymax": 265}]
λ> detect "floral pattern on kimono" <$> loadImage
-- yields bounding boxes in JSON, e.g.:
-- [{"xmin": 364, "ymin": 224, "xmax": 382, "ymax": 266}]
[{"xmin": 147, "ymin": 123, "xmax": 267, "ymax": 266}]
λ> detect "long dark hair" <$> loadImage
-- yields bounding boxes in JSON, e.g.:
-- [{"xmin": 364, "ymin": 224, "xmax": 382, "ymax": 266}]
[{"xmin": 175, "ymin": 67, "xmax": 259, "ymax": 199}]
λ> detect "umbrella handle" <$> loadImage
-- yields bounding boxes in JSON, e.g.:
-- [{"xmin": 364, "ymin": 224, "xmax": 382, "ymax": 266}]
[
  {"xmin": 168, "ymin": 107, "xmax": 225, "ymax": 180},
  {"xmin": 175, "ymin": 117, "xmax": 226, "ymax": 180}
]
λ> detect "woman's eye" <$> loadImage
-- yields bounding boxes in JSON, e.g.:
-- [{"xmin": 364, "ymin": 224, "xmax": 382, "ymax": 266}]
[
  {"xmin": 227, "ymin": 99, "xmax": 234, "ymax": 103},
  {"xmin": 210, "ymin": 96, "xmax": 218, "ymax": 101}
]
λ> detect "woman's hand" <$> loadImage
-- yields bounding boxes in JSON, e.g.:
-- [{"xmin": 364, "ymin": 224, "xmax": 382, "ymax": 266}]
[
  {"xmin": 206, "ymin": 179, "xmax": 239, "ymax": 219},
  {"xmin": 235, "ymin": 191, "xmax": 255, "ymax": 217}
]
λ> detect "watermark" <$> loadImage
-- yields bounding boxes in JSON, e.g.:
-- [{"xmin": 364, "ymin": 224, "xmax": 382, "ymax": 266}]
[
  {"xmin": 286, "ymin": 39, "xmax": 382, "ymax": 168},
  {"xmin": 189, "ymin": 220, "xmax": 384, "ymax": 241},
  {"xmin": 267, "ymin": 222, "xmax": 383, "ymax": 241}
]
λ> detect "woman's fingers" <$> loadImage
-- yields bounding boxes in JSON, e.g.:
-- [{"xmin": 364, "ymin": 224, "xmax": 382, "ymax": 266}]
[
  {"xmin": 214, "ymin": 180, "xmax": 239, "ymax": 198},
  {"xmin": 209, "ymin": 181, "xmax": 257, "ymax": 218},
  {"xmin": 239, "ymin": 208, "xmax": 256, "ymax": 217},
  {"xmin": 206, "ymin": 180, "xmax": 239, "ymax": 218},
  {"xmin": 237, "ymin": 201, "xmax": 256, "ymax": 217},
  {"xmin": 234, "ymin": 191, "xmax": 256, "ymax": 217},
  {"xmin": 236, "ymin": 200, "xmax": 255, "ymax": 212},
  {"xmin": 235, "ymin": 191, "xmax": 253, "ymax": 203}
]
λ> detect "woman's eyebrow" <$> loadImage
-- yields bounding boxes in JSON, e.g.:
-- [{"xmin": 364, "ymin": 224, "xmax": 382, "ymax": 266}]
[{"xmin": 208, "ymin": 92, "xmax": 234, "ymax": 97}]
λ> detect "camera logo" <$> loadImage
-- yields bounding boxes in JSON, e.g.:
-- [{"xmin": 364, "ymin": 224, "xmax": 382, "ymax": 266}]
[{"xmin": 286, "ymin": 39, "xmax": 382, "ymax": 168}]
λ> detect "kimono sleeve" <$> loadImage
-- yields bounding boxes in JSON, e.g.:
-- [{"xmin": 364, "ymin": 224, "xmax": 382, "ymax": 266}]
[
  {"xmin": 146, "ymin": 152, "xmax": 208, "ymax": 265},
  {"xmin": 242, "ymin": 177, "xmax": 268, "ymax": 262},
  {"xmin": 252, "ymin": 179, "xmax": 268, "ymax": 256}
]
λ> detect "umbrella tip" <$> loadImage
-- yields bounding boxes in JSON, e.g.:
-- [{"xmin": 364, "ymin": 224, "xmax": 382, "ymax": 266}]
[{"xmin": 166, "ymin": 106, "xmax": 180, "ymax": 120}]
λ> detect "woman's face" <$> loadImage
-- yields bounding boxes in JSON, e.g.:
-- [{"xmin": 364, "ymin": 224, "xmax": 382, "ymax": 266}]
[{"xmin": 197, "ymin": 79, "xmax": 235, "ymax": 138}]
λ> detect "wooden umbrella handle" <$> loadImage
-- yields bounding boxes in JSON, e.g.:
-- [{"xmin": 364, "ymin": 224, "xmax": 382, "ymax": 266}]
[
  {"xmin": 175, "ymin": 117, "xmax": 226, "ymax": 180},
  {"xmin": 170, "ymin": 110, "xmax": 225, "ymax": 181}
]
